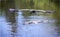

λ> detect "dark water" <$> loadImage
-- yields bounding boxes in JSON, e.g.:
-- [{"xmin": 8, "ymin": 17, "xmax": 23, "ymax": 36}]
[{"xmin": 0, "ymin": 11, "xmax": 59, "ymax": 37}]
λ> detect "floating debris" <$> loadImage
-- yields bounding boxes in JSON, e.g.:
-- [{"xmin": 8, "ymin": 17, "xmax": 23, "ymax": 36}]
[{"xmin": 24, "ymin": 19, "xmax": 56, "ymax": 25}]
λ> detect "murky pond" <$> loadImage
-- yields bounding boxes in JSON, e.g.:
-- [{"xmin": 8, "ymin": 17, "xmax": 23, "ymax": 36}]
[
  {"xmin": 0, "ymin": 11, "xmax": 58, "ymax": 37},
  {"xmin": 0, "ymin": 0, "xmax": 60, "ymax": 37}
]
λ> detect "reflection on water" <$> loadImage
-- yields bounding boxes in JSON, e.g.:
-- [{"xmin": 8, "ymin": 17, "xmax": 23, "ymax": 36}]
[{"xmin": 0, "ymin": 11, "xmax": 59, "ymax": 37}]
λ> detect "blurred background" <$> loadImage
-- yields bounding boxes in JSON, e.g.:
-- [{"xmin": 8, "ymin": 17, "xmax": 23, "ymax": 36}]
[{"xmin": 0, "ymin": 0, "xmax": 60, "ymax": 37}]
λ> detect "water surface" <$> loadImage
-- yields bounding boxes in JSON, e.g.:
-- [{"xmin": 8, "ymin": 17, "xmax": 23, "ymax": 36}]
[{"xmin": 0, "ymin": 11, "xmax": 58, "ymax": 37}]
